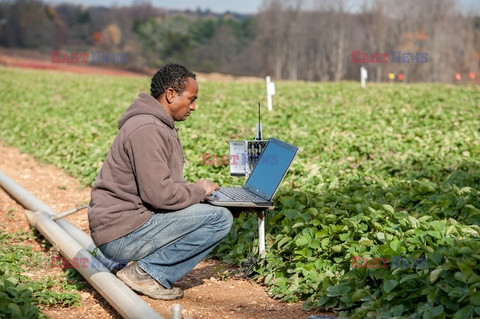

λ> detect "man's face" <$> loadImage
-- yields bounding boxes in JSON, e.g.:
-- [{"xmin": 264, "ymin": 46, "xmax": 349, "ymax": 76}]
[{"xmin": 168, "ymin": 77, "xmax": 198, "ymax": 121}]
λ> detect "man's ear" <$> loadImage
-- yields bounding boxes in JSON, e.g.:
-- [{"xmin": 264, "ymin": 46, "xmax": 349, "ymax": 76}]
[{"xmin": 165, "ymin": 88, "xmax": 177, "ymax": 103}]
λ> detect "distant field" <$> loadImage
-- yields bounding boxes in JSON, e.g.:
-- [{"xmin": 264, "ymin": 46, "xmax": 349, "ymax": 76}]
[
  {"xmin": 1, "ymin": 66, "xmax": 480, "ymax": 318},
  {"xmin": 1, "ymin": 67, "xmax": 478, "ymax": 188}
]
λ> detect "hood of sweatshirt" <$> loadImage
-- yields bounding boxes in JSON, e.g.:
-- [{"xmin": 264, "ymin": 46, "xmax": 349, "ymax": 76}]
[{"xmin": 118, "ymin": 93, "xmax": 174, "ymax": 130}]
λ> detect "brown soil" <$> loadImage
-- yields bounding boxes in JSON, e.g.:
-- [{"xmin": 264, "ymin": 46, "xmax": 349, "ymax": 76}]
[
  {"xmin": 0, "ymin": 143, "xmax": 334, "ymax": 318},
  {"xmin": 0, "ymin": 47, "xmax": 145, "ymax": 78}
]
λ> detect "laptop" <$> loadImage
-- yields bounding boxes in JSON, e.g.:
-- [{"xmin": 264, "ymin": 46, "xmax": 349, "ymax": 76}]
[{"xmin": 206, "ymin": 137, "xmax": 298, "ymax": 208}]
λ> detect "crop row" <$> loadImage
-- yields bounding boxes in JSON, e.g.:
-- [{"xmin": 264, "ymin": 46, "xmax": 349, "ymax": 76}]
[{"xmin": 0, "ymin": 67, "xmax": 479, "ymax": 317}]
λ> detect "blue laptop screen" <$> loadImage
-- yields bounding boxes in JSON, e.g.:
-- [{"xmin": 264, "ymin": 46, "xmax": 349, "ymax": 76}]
[{"xmin": 244, "ymin": 138, "xmax": 297, "ymax": 200}]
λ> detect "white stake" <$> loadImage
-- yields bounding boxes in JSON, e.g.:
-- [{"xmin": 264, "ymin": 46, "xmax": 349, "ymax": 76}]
[
  {"xmin": 258, "ymin": 210, "xmax": 266, "ymax": 256},
  {"xmin": 360, "ymin": 66, "xmax": 367, "ymax": 88},
  {"xmin": 266, "ymin": 76, "xmax": 275, "ymax": 111},
  {"xmin": 171, "ymin": 304, "xmax": 182, "ymax": 319}
]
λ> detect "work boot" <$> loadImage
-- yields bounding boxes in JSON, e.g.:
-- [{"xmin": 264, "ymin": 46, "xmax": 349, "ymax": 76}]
[{"xmin": 116, "ymin": 261, "xmax": 183, "ymax": 300}]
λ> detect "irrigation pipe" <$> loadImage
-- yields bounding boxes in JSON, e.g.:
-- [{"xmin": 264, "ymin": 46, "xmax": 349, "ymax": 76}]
[
  {"xmin": 0, "ymin": 171, "xmax": 100, "ymax": 255},
  {"xmin": 0, "ymin": 171, "xmax": 163, "ymax": 319},
  {"xmin": 52, "ymin": 204, "xmax": 89, "ymax": 221}
]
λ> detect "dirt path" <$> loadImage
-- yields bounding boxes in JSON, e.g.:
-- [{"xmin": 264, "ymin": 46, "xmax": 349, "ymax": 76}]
[
  {"xmin": 0, "ymin": 46, "xmax": 152, "ymax": 78},
  {"xmin": 0, "ymin": 143, "xmax": 332, "ymax": 319}
]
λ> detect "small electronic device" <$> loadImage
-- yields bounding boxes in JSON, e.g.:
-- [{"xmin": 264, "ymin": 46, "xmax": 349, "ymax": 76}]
[
  {"xmin": 229, "ymin": 103, "xmax": 267, "ymax": 177},
  {"xmin": 206, "ymin": 138, "xmax": 298, "ymax": 208}
]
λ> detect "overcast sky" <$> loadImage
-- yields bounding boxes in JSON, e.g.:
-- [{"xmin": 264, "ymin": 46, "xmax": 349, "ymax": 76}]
[{"xmin": 47, "ymin": 0, "xmax": 480, "ymax": 14}]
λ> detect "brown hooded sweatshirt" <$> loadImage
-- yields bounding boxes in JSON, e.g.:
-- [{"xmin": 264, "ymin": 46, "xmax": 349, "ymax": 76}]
[{"xmin": 88, "ymin": 93, "xmax": 205, "ymax": 246}]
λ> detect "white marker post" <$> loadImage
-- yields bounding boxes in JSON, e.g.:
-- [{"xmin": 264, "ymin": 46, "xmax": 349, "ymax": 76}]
[
  {"xmin": 266, "ymin": 76, "xmax": 275, "ymax": 111},
  {"xmin": 171, "ymin": 304, "xmax": 182, "ymax": 319},
  {"xmin": 258, "ymin": 210, "xmax": 266, "ymax": 257},
  {"xmin": 360, "ymin": 66, "xmax": 367, "ymax": 88}
]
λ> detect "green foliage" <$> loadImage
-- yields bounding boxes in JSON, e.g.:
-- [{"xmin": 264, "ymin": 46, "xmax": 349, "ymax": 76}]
[
  {"xmin": 0, "ymin": 230, "xmax": 82, "ymax": 318},
  {"xmin": 134, "ymin": 14, "xmax": 255, "ymax": 71},
  {"xmin": 135, "ymin": 15, "xmax": 192, "ymax": 65},
  {"xmin": 0, "ymin": 67, "xmax": 479, "ymax": 317}
]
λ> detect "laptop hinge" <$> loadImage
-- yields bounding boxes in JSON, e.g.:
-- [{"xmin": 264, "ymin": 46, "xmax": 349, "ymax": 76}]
[{"xmin": 243, "ymin": 186, "xmax": 269, "ymax": 201}]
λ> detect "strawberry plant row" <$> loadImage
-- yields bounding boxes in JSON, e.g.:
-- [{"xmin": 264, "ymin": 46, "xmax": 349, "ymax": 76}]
[{"xmin": 0, "ymin": 67, "xmax": 479, "ymax": 317}]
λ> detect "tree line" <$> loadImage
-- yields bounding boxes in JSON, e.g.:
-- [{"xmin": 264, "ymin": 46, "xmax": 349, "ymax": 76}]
[{"xmin": 0, "ymin": 0, "xmax": 478, "ymax": 83}]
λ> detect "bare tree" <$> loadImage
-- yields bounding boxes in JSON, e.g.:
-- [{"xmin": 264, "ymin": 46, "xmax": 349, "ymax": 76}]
[
  {"xmin": 1, "ymin": 0, "xmax": 53, "ymax": 49},
  {"xmin": 358, "ymin": 0, "xmax": 389, "ymax": 82},
  {"xmin": 313, "ymin": 0, "xmax": 351, "ymax": 81},
  {"xmin": 257, "ymin": 0, "xmax": 289, "ymax": 79},
  {"xmin": 1, "ymin": 0, "xmax": 477, "ymax": 82}
]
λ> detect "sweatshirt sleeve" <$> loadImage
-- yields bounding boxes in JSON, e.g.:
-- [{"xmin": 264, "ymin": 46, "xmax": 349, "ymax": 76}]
[{"xmin": 125, "ymin": 124, "xmax": 206, "ymax": 210}]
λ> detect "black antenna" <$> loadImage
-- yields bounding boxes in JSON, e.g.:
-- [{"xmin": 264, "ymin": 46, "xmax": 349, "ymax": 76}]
[
  {"xmin": 256, "ymin": 102, "xmax": 262, "ymax": 140},
  {"xmin": 258, "ymin": 102, "xmax": 261, "ymax": 124}
]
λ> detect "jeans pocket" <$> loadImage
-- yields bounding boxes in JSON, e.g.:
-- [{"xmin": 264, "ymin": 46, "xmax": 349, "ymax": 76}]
[
  {"xmin": 99, "ymin": 235, "xmax": 154, "ymax": 261},
  {"xmin": 98, "ymin": 237, "xmax": 127, "ymax": 270},
  {"xmin": 99, "ymin": 236, "xmax": 125, "ymax": 260},
  {"xmin": 121, "ymin": 235, "xmax": 154, "ymax": 261}
]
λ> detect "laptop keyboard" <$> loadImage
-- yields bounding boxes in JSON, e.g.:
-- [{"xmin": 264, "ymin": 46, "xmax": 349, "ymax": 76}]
[{"xmin": 219, "ymin": 187, "xmax": 266, "ymax": 202}]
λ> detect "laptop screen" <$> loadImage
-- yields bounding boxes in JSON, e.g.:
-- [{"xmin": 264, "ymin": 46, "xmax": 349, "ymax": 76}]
[{"xmin": 244, "ymin": 138, "xmax": 298, "ymax": 200}]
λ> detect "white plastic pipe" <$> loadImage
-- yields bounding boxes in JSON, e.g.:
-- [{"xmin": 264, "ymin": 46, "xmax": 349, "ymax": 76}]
[
  {"xmin": 0, "ymin": 171, "xmax": 99, "ymax": 255},
  {"xmin": 0, "ymin": 171, "xmax": 163, "ymax": 319},
  {"xmin": 26, "ymin": 210, "xmax": 163, "ymax": 319}
]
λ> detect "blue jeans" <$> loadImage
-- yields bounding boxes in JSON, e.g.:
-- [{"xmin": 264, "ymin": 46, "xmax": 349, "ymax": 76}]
[{"xmin": 98, "ymin": 204, "xmax": 233, "ymax": 289}]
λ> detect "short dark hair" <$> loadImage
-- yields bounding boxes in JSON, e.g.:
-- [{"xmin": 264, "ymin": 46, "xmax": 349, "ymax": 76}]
[{"xmin": 150, "ymin": 63, "xmax": 196, "ymax": 99}]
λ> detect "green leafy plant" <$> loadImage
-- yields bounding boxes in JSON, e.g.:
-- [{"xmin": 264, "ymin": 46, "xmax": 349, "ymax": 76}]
[
  {"xmin": 0, "ymin": 230, "xmax": 82, "ymax": 318},
  {"xmin": 0, "ymin": 67, "xmax": 479, "ymax": 317}
]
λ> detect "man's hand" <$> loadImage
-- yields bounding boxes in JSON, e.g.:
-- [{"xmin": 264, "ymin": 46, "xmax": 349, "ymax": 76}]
[{"xmin": 195, "ymin": 179, "xmax": 220, "ymax": 197}]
